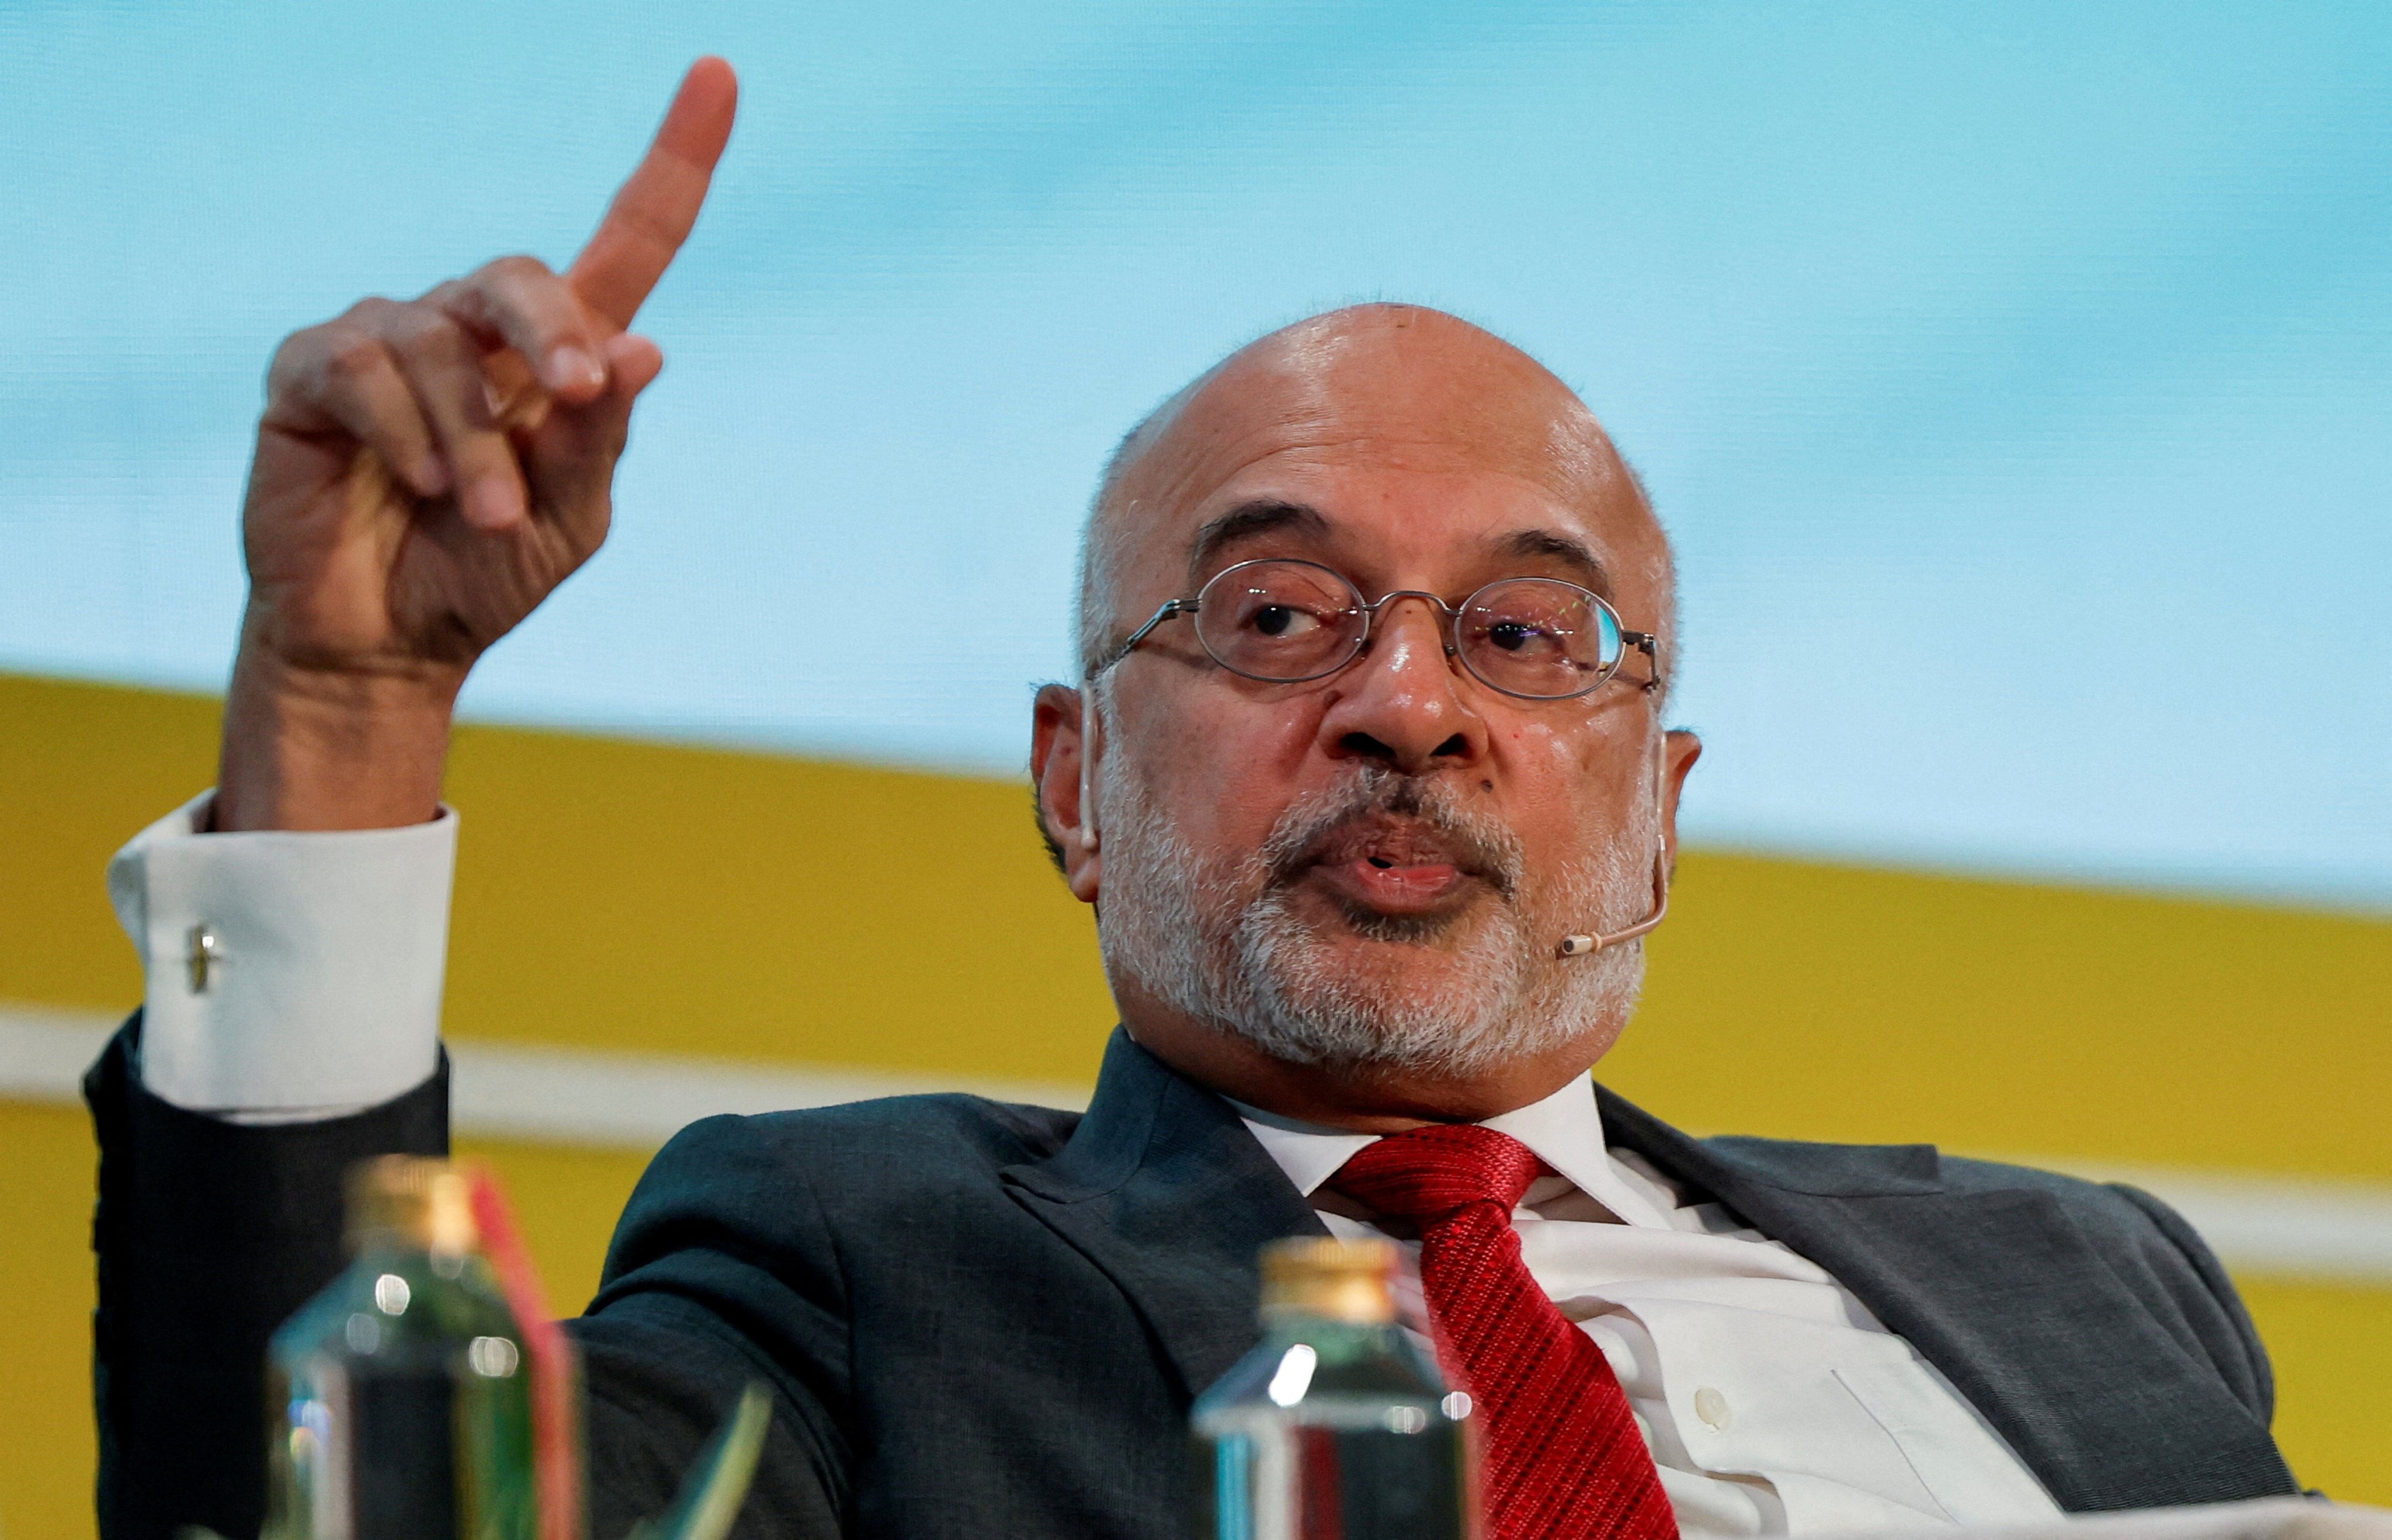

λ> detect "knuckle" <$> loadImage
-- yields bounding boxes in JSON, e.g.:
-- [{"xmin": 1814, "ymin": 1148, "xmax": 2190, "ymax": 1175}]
[
  {"xmin": 273, "ymin": 303, "xmax": 390, "ymax": 385},
  {"xmin": 478, "ymin": 256, "xmax": 583, "ymax": 343},
  {"xmin": 384, "ymin": 304, "xmax": 462, "ymax": 356},
  {"xmin": 266, "ymin": 326, "xmax": 323, "ymax": 384},
  {"xmin": 321, "ymin": 333, "xmax": 389, "ymax": 382},
  {"xmin": 484, "ymin": 252, "xmax": 556, "ymax": 284},
  {"xmin": 342, "ymin": 295, "xmax": 403, "ymax": 325}
]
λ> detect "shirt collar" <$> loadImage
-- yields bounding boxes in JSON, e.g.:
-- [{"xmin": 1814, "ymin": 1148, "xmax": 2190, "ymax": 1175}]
[{"xmin": 1227, "ymin": 1075, "xmax": 1674, "ymax": 1229}]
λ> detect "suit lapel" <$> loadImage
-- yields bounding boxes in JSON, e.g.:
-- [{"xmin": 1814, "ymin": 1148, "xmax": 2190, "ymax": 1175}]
[
  {"xmin": 1002, "ymin": 1029, "xmax": 1327, "ymax": 1401},
  {"xmin": 1598, "ymin": 1089, "xmax": 2293, "ymax": 1511},
  {"xmin": 998, "ymin": 1046, "xmax": 2290, "ymax": 1506}
]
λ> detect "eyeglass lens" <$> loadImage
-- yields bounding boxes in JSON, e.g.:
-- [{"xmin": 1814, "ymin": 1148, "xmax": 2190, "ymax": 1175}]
[{"xmin": 1193, "ymin": 560, "xmax": 1624, "ymax": 698}]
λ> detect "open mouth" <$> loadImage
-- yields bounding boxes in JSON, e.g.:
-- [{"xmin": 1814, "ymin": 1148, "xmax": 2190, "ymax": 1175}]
[{"xmin": 1290, "ymin": 816, "xmax": 1500, "ymax": 918}]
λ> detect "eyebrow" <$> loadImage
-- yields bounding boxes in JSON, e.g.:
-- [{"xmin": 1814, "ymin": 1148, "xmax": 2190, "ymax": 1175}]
[
  {"xmin": 1491, "ymin": 527, "xmax": 1613, "ymax": 597},
  {"xmin": 1183, "ymin": 502, "xmax": 1616, "ymax": 597},
  {"xmin": 1188, "ymin": 499, "xmax": 1331, "ymax": 575}
]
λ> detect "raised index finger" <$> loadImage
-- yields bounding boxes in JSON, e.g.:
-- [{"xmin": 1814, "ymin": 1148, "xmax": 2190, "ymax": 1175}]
[{"xmin": 568, "ymin": 56, "xmax": 739, "ymax": 332}]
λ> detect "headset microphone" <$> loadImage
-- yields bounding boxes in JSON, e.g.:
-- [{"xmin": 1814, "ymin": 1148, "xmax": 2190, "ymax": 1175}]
[
  {"xmin": 1074, "ymin": 691, "xmax": 1102, "ymax": 853},
  {"xmin": 1557, "ymin": 848, "xmax": 1671, "ymax": 958},
  {"xmin": 1558, "ymin": 720, "xmax": 1680, "ymax": 958}
]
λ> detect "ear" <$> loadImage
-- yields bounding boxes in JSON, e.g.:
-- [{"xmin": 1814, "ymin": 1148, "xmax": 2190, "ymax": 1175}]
[
  {"xmin": 1032, "ymin": 683, "xmax": 1103, "ymax": 905},
  {"xmin": 1657, "ymin": 728, "xmax": 1702, "ymax": 870}
]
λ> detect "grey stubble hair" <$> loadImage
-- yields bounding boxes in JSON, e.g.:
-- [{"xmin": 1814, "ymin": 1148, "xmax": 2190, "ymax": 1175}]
[{"xmin": 1091, "ymin": 728, "xmax": 1657, "ymax": 1079}]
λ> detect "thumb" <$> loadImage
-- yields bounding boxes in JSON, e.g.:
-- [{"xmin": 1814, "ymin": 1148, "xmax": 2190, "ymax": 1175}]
[{"xmin": 523, "ymin": 333, "xmax": 662, "ymax": 546}]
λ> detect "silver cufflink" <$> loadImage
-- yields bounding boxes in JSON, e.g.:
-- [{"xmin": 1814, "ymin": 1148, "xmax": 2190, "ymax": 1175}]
[{"xmin": 186, "ymin": 924, "xmax": 226, "ymax": 993}]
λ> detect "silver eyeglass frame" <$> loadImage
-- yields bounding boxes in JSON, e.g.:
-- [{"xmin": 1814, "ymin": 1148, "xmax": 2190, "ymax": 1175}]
[{"xmin": 1090, "ymin": 557, "xmax": 1664, "ymax": 701}]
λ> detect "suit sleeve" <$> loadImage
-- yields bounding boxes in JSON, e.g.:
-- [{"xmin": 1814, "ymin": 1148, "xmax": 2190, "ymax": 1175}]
[
  {"xmin": 84, "ymin": 1016, "xmax": 450, "ymax": 1540},
  {"xmin": 574, "ymin": 1114, "xmax": 857, "ymax": 1539},
  {"xmin": 2106, "ymin": 1182, "xmax": 2276, "ymax": 1426},
  {"xmin": 87, "ymin": 1024, "xmax": 846, "ymax": 1540}
]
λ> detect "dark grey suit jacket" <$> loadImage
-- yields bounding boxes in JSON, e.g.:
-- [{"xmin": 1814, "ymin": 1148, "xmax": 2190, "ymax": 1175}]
[{"xmin": 87, "ymin": 1021, "xmax": 2297, "ymax": 1540}]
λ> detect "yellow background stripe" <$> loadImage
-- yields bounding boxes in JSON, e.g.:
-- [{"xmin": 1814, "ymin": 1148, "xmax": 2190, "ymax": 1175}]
[{"xmin": 4, "ymin": 670, "xmax": 2384, "ymax": 1532}]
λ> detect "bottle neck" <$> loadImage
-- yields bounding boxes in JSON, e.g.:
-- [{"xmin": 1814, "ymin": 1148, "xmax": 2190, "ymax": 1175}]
[
  {"xmin": 346, "ymin": 1233, "xmax": 488, "ymax": 1291},
  {"xmin": 1246, "ymin": 1309, "xmax": 1448, "ymax": 1396},
  {"xmin": 1260, "ymin": 1310, "xmax": 1411, "ymax": 1350}
]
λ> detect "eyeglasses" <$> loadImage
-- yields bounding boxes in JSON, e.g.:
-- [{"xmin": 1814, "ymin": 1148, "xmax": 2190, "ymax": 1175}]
[{"xmin": 1091, "ymin": 558, "xmax": 1662, "ymax": 701}]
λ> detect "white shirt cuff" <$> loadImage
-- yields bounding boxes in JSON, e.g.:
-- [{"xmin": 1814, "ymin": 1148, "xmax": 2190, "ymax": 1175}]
[{"xmin": 107, "ymin": 791, "xmax": 454, "ymax": 1117}]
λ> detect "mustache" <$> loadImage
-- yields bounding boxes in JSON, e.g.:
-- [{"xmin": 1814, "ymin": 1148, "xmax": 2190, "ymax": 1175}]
[{"xmin": 1256, "ymin": 769, "xmax": 1526, "ymax": 902}]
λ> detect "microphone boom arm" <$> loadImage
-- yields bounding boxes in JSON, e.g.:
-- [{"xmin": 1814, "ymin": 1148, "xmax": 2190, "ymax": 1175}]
[{"xmin": 1557, "ymin": 850, "xmax": 1671, "ymax": 958}]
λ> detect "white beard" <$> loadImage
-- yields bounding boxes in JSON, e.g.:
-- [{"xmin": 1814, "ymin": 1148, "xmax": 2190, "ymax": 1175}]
[{"xmin": 1092, "ymin": 717, "xmax": 1656, "ymax": 1079}]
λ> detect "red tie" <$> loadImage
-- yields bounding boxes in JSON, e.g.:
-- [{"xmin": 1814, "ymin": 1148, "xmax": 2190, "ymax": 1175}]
[{"xmin": 1327, "ymin": 1125, "xmax": 1678, "ymax": 1540}]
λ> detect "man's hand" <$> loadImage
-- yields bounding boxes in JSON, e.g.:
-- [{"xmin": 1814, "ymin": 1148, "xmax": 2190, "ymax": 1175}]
[{"xmin": 214, "ymin": 58, "xmax": 738, "ymax": 831}]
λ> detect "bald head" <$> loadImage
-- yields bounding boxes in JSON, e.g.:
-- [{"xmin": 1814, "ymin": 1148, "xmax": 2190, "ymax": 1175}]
[{"xmin": 1075, "ymin": 304, "xmax": 1674, "ymax": 686}]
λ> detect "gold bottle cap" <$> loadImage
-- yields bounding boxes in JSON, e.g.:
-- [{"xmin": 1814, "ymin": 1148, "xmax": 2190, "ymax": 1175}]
[
  {"xmin": 346, "ymin": 1156, "xmax": 479, "ymax": 1256},
  {"xmin": 1260, "ymin": 1236, "xmax": 1400, "ymax": 1325}
]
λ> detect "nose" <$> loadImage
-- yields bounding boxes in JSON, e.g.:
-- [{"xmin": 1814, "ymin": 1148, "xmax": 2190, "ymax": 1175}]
[{"xmin": 1315, "ymin": 595, "xmax": 1488, "ymax": 774}]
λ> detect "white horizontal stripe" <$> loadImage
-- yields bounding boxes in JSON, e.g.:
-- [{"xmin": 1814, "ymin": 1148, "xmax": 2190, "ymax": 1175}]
[
  {"xmin": 5, "ymin": 1003, "xmax": 2387, "ymax": 1285},
  {"xmin": 0, "ymin": 1004, "xmax": 120, "ymax": 1101},
  {"xmin": 440, "ymin": 1033, "xmax": 1090, "ymax": 1146},
  {"xmin": 0, "ymin": 1006, "xmax": 1088, "ymax": 1146}
]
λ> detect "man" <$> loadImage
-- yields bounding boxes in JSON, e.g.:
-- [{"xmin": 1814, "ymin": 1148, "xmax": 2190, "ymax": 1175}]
[{"xmin": 87, "ymin": 58, "xmax": 2298, "ymax": 1540}]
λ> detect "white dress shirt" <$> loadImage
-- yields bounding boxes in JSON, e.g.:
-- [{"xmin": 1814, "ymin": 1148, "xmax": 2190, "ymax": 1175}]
[{"xmin": 113, "ymin": 795, "xmax": 2061, "ymax": 1533}]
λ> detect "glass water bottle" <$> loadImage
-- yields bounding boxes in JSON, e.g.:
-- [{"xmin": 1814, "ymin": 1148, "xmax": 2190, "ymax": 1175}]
[
  {"xmin": 1191, "ymin": 1236, "xmax": 1477, "ymax": 1540},
  {"xmin": 265, "ymin": 1157, "xmax": 539, "ymax": 1540}
]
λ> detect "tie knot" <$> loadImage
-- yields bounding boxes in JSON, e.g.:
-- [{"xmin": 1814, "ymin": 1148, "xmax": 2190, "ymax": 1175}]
[{"xmin": 1325, "ymin": 1124, "xmax": 1544, "ymax": 1229}]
